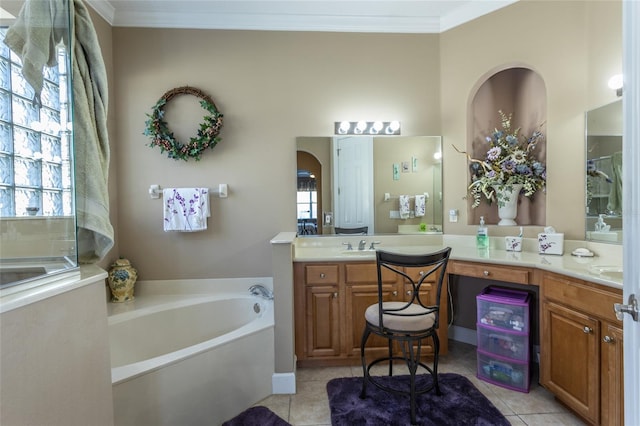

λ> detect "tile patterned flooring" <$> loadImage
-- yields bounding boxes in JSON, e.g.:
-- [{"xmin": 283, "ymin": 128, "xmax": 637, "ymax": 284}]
[{"xmin": 256, "ymin": 340, "xmax": 587, "ymax": 426}]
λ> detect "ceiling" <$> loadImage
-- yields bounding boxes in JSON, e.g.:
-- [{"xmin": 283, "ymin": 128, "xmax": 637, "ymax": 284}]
[{"xmin": 84, "ymin": 0, "xmax": 518, "ymax": 33}]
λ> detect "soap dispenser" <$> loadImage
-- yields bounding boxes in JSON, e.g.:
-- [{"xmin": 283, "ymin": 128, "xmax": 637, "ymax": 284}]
[{"xmin": 477, "ymin": 216, "xmax": 489, "ymax": 249}]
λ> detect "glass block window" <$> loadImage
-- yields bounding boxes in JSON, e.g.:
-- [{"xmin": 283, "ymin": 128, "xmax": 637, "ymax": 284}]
[{"xmin": 0, "ymin": 27, "xmax": 73, "ymax": 217}]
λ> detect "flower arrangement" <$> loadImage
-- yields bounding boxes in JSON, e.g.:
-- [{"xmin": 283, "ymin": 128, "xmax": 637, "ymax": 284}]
[
  {"xmin": 456, "ymin": 110, "xmax": 546, "ymax": 208},
  {"xmin": 144, "ymin": 86, "xmax": 223, "ymax": 161}
]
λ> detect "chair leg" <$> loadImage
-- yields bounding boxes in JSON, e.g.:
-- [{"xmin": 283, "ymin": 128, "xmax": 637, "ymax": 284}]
[
  {"xmin": 388, "ymin": 338, "xmax": 393, "ymax": 376},
  {"xmin": 360, "ymin": 327, "xmax": 371, "ymax": 399},
  {"xmin": 409, "ymin": 340, "xmax": 418, "ymax": 425},
  {"xmin": 432, "ymin": 334, "xmax": 442, "ymax": 396}
]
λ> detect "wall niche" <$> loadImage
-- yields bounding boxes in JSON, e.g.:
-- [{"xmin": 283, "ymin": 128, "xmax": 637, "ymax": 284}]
[{"xmin": 467, "ymin": 67, "xmax": 547, "ymax": 226}]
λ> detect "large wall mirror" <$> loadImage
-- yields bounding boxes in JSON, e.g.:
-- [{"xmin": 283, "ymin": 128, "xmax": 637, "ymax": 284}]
[
  {"xmin": 585, "ymin": 99, "xmax": 622, "ymax": 244},
  {"xmin": 296, "ymin": 135, "xmax": 443, "ymax": 236}
]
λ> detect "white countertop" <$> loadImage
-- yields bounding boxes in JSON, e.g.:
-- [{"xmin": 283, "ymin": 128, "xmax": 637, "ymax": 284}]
[{"xmin": 292, "ymin": 235, "xmax": 623, "ymax": 290}]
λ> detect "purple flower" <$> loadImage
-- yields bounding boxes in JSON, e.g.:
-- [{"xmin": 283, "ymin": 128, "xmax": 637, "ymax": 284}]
[
  {"xmin": 486, "ymin": 147, "xmax": 501, "ymax": 161},
  {"xmin": 501, "ymin": 159, "xmax": 516, "ymax": 174}
]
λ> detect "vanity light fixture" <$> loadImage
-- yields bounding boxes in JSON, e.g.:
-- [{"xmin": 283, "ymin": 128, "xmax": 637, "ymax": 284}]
[
  {"xmin": 334, "ymin": 121, "xmax": 401, "ymax": 135},
  {"xmin": 608, "ymin": 74, "xmax": 623, "ymax": 97}
]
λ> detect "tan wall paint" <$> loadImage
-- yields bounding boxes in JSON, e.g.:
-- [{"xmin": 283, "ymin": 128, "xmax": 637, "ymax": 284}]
[
  {"xmin": 112, "ymin": 29, "xmax": 441, "ymax": 279},
  {"xmin": 441, "ymin": 0, "xmax": 621, "ymax": 238},
  {"xmin": 110, "ymin": 1, "xmax": 620, "ymax": 279}
]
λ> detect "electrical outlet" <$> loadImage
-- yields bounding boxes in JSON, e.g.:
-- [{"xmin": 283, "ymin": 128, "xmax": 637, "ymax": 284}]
[{"xmin": 449, "ymin": 209, "xmax": 458, "ymax": 223}]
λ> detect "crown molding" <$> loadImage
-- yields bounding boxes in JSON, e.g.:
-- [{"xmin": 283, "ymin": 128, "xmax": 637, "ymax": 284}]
[{"xmin": 85, "ymin": 0, "xmax": 517, "ymax": 34}]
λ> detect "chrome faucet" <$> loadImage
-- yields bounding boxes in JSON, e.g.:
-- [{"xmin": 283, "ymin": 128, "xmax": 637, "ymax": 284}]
[
  {"xmin": 249, "ymin": 284, "xmax": 274, "ymax": 300},
  {"xmin": 358, "ymin": 240, "xmax": 367, "ymax": 251}
]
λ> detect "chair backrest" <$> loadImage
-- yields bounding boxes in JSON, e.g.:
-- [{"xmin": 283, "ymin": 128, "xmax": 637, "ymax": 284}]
[
  {"xmin": 375, "ymin": 247, "xmax": 452, "ymax": 332},
  {"xmin": 335, "ymin": 226, "xmax": 368, "ymax": 235}
]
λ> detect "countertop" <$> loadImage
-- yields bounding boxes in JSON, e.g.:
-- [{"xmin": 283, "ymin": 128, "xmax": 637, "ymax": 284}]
[{"xmin": 292, "ymin": 234, "xmax": 623, "ymax": 290}]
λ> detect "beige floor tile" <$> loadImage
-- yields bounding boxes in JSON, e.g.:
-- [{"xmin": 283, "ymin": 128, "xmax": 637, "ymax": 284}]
[
  {"xmin": 518, "ymin": 412, "xmax": 588, "ymax": 425},
  {"xmin": 254, "ymin": 394, "xmax": 291, "ymax": 423},
  {"xmin": 289, "ymin": 380, "xmax": 332, "ymax": 426},
  {"xmin": 504, "ymin": 415, "xmax": 527, "ymax": 425}
]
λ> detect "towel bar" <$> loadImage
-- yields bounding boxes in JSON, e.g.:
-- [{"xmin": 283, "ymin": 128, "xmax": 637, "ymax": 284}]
[
  {"xmin": 383, "ymin": 192, "xmax": 429, "ymax": 202},
  {"xmin": 149, "ymin": 184, "xmax": 228, "ymax": 199}
]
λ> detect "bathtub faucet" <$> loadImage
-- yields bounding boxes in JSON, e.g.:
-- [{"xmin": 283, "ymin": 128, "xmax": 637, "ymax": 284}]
[{"xmin": 249, "ymin": 284, "xmax": 274, "ymax": 300}]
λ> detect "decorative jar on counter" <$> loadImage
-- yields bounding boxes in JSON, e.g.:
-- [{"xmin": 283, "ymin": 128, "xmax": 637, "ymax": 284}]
[{"xmin": 107, "ymin": 258, "xmax": 137, "ymax": 302}]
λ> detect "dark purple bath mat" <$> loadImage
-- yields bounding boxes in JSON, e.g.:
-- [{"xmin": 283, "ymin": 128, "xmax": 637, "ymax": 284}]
[
  {"xmin": 222, "ymin": 406, "xmax": 291, "ymax": 426},
  {"xmin": 327, "ymin": 373, "xmax": 510, "ymax": 426}
]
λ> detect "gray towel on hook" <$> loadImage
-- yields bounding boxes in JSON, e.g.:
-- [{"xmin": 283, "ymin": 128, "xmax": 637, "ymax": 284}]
[{"xmin": 5, "ymin": 0, "xmax": 114, "ymax": 262}]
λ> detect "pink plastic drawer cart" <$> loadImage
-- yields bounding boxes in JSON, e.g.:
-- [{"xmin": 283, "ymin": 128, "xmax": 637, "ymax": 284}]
[{"xmin": 476, "ymin": 287, "xmax": 531, "ymax": 392}]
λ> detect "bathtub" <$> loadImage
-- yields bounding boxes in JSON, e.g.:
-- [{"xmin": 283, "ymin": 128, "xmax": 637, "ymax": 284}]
[{"xmin": 109, "ymin": 278, "xmax": 275, "ymax": 426}]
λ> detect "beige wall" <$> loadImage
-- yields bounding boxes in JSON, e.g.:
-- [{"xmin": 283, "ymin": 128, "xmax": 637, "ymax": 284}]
[
  {"xmin": 441, "ymin": 0, "xmax": 621, "ymax": 238},
  {"xmin": 112, "ymin": 29, "xmax": 441, "ymax": 279},
  {"xmin": 109, "ymin": 1, "xmax": 621, "ymax": 279}
]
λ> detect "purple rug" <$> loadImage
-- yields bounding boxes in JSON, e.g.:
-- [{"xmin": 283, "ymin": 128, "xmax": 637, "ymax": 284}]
[
  {"xmin": 327, "ymin": 373, "xmax": 510, "ymax": 426},
  {"xmin": 222, "ymin": 406, "xmax": 290, "ymax": 426}
]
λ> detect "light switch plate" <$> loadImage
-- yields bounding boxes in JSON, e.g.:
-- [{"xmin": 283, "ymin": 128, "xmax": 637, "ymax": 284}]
[{"xmin": 449, "ymin": 209, "xmax": 458, "ymax": 222}]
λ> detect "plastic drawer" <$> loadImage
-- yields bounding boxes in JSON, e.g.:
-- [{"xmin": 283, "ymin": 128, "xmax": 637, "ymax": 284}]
[
  {"xmin": 477, "ymin": 324, "xmax": 529, "ymax": 361},
  {"xmin": 477, "ymin": 349, "xmax": 529, "ymax": 393},
  {"xmin": 477, "ymin": 287, "xmax": 530, "ymax": 332}
]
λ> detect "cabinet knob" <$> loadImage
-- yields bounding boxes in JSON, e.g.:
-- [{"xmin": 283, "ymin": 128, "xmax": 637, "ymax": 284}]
[
  {"xmin": 406, "ymin": 290, "xmax": 412, "ymax": 296},
  {"xmin": 603, "ymin": 335, "xmax": 615, "ymax": 343},
  {"xmin": 583, "ymin": 326, "xmax": 593, "ymax": 334},
  {"xmin": 483, "ymin": 270, "xmax": 490, "ymax": 276},
  {"xmin": 333, "ymin": 292, "xmax": 338, "ymax": 298},
  {"xmin": 419, "ymin": 271, "xmax": 425, "ymax": 276},
  {"xmin": 320, "ymin": 273, "xmax": 325, "ymax": 278},
  {"xmin": 392, "ymin": 291, "xmax": 398, "ymax": 296}
]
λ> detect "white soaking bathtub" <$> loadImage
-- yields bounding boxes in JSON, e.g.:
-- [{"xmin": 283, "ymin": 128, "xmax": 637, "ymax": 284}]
[{"xmin": 108, "ymin": 278, "xmax": 275, "ymax": 426}]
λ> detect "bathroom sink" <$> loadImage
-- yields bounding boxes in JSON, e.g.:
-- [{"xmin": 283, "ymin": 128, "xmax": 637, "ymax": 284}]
[
  {"xmin": 590, "ymin": 265, "xmax": 623, "ymax": 281},
  {"xmin": 340, "ymin": 250, "xmax": 376, "ymax": 256}
]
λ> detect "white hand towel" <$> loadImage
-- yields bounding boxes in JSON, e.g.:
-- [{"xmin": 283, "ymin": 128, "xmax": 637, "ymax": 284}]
[
  {"xmin": 163, "ymin": 188, "xmax": 210, "ymax": 232},
  {"xmin": 415, "ymin": 194, "xmax": 426, "ymax": 217},
  {"xmin": 399, "ymin": 195, "xmax": 410, "ymax": 219}
]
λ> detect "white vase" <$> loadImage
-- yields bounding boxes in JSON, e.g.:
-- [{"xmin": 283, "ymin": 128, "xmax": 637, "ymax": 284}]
[{"xmin": 493, "ymin": 184, "xmax": 523, "ymax": 226}]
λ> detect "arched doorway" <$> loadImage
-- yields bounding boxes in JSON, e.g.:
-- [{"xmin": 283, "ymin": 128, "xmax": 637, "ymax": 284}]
[{"xmin": 297, "ymin": 151, "xmax": 323, "ymax": 234}]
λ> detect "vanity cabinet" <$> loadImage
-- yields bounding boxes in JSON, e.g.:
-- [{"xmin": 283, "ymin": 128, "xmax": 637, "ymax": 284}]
[
  {"xmin": 294, "ymin": 261, "xmax": 447, "ymax": 367},
  {"xmin": 297, "ymin": 264, "xmax": 341, "ymax": 359},
  {"xmin": 540, "ymin": 272, "xmax": 623, "ymax": 426}
]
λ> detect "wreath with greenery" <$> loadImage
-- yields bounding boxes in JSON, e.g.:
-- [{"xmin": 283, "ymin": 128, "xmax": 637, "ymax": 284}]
[{"xmin": 144, "ymin": 86, "xmax": 223, "ymax": 161}]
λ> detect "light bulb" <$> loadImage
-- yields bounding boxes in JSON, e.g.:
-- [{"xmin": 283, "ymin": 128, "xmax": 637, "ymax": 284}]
[
  {"xmin": 608, "ymin": 74, "xmax": 623, "ymax": 90},
  {"xmin": 339, "ymin": 121, "xmax": 350, "ymax": 134}
]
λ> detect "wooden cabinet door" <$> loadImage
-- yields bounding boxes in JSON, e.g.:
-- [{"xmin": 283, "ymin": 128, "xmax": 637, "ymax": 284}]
[
  {"xmin": 305, "ymin": 284, "xmax": 341, "ymax": 358},
  {"xmin": 542, "ymin": 301, "xmax": 600, "ymax": 424},
  {"xmin": 601, "ymin": 323, "xmax": 624, "ymax": 426}
]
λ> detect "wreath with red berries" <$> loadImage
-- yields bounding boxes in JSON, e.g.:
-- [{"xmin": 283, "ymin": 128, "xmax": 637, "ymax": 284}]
[{"xmin": 144, "ymin": 86, "xmax": 223, "ymax": 161}]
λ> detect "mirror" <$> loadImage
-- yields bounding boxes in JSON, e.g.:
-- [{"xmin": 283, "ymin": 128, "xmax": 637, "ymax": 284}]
[
  {"xmin": 585, "ymin": 99, "xmax": 622, "ymax": 244},
  {"xmin": 296, "ymin": 135, "xmax": 443, "ymax": 235}
]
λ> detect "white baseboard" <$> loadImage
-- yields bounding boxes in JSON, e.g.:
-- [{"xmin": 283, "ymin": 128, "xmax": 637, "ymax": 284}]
[
  {"xmin": 272, "ymin": 372, "xmax": 296, "ymax": 394},
  {"xmin": 449, "ymin": 325, "xmax": 478, "ymax": 346}
]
